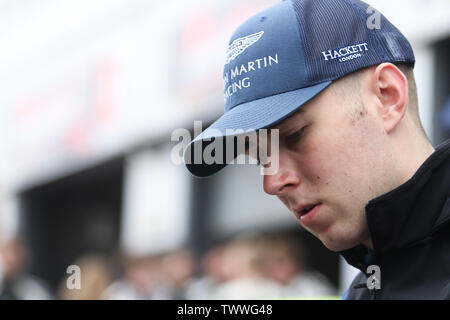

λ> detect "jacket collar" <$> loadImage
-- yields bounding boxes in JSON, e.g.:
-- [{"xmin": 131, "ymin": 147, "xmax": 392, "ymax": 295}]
[{"xmin": 341, "ymin": 139, "xmax": 450, "ymax": 270}]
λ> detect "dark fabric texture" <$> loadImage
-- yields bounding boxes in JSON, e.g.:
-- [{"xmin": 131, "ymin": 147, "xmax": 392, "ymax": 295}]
[
  {"xmin": 292, "ymin": 0, "xmax": 415, "ymax": 84},
  {"xmin": 341, "ymin": 139, "xmax": 450, "ymax": 299}
]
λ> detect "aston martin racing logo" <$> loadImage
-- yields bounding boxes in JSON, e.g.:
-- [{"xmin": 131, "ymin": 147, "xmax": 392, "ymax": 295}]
[{"xmin": 225, "ymin": 31, "xmax": 264, "ymax": 64}]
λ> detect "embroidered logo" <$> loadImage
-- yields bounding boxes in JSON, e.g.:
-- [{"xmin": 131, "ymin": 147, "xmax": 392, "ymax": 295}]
[
  {"xmin": 225, "ymin": 31, "xmax": 264, "ymax": 64},
  {"xmin": 321, "ymin": 42, "xmax": 369, "ymax": 63}
]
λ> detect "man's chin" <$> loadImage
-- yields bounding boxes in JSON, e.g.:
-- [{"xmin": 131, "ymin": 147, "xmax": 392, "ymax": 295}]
[{"xmin": 319, "ymin": 234, "xmax": 358, "ymax": 252}]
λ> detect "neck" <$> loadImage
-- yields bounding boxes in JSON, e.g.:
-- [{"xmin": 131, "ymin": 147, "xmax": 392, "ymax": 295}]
[
  {"xmin": 362, "ymin": 235, "xmax": 374, "ymax": 251},
  {"xmin": 362, "ymin": 124, "xmax": 435, "ymax": 252},
  {"xmin": 397, "ymin": 135, "xmax": 435, "ymax": 185},
  {"xmin": 388, "ymin": 114, "xmax": 435, "ymax": 183}
]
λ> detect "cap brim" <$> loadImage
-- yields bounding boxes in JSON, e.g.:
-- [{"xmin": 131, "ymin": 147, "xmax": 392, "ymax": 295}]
[{"xmin": 184, "ymin": 81, "xmax": 333, "ymax": 177}]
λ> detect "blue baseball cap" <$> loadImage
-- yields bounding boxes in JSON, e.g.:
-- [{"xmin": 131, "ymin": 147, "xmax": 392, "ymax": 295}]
[{"xmin": 184, "ymin": 0, "xmax": 415, "ymax": 177}]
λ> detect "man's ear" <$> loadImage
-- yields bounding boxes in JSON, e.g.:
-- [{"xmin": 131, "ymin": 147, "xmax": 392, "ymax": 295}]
[{"xmin": 370, "ymin": 63, "xmax": 409, "ymax": 133}]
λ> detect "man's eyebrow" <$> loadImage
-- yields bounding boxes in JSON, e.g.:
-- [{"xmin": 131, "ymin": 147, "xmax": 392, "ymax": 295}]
[{"xmin": 272, "ymin": 108, "xmax": 305, "ymax": 133}]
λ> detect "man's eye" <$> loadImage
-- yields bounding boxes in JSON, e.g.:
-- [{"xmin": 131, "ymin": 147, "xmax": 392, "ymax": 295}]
[{"xmin": 285, "ymin": 126, "xmax": 307, "ymax": 143}]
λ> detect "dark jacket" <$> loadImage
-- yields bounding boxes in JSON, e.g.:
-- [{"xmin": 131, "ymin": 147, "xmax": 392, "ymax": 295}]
[{"xmin": 342, "ymin": 139, "xmax": 450, "ymax": 299}]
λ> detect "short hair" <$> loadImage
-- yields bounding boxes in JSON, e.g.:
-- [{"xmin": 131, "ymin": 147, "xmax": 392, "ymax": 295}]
[{"xmin": 329, "ymin": 63, "xmax": 428, "ymax": 138}]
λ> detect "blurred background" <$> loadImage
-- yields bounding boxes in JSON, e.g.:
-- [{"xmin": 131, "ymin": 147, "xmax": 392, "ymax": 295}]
[{"xmin": 0, "ymin": 0, "xmax": 448, "ymax": 300}]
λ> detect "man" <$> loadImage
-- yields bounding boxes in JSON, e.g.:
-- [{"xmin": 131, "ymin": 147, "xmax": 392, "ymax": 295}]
[{"xmin": 183, "ymin": 0, "xmax": 450, "ymax": 299}]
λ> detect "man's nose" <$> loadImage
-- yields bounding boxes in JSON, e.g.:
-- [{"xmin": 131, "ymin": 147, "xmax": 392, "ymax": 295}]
[{"xmin": 263, "ymin": 160, "xmax": 300, "ymax": 196}]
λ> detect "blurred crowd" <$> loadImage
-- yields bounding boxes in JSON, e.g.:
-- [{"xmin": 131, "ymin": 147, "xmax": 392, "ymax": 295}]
[
  {"xmin": 0, "ymin": 233, "xmax": 337, "ymax": 300},
  {"xmin": 0, "ymin": 238, "xmax": 52, "ymax": 299}
]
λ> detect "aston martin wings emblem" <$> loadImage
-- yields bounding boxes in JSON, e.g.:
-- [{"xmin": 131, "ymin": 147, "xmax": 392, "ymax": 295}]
[{"xmin": 225, "ymin": 31, "xmax": 264, "ymax": 64}]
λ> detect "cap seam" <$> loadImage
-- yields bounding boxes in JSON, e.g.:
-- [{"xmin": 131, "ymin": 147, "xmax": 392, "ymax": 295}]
[{"xmin": 287, "ymin": 0, "xmax": 309, "ymax": 84}]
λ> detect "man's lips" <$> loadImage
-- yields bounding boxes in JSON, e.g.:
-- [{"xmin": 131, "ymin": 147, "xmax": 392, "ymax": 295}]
[
  {"xmin": 295, "ymin": 203, "xmax": 321, "ymax": 217},
  {"xmin": 294, "ymin": 202, "xmax": 322, "ymax": 225}
]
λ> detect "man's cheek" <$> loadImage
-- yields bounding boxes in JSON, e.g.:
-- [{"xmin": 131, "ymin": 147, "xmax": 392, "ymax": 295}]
[{"xmin": 301, "ymin": 146, "xmax": 334, "ymax": 177}]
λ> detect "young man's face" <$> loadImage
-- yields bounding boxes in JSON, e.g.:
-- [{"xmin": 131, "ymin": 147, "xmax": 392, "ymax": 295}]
[{"xmin": 262, "ymin": 79, "xmax": 402, "ymax": 252}]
